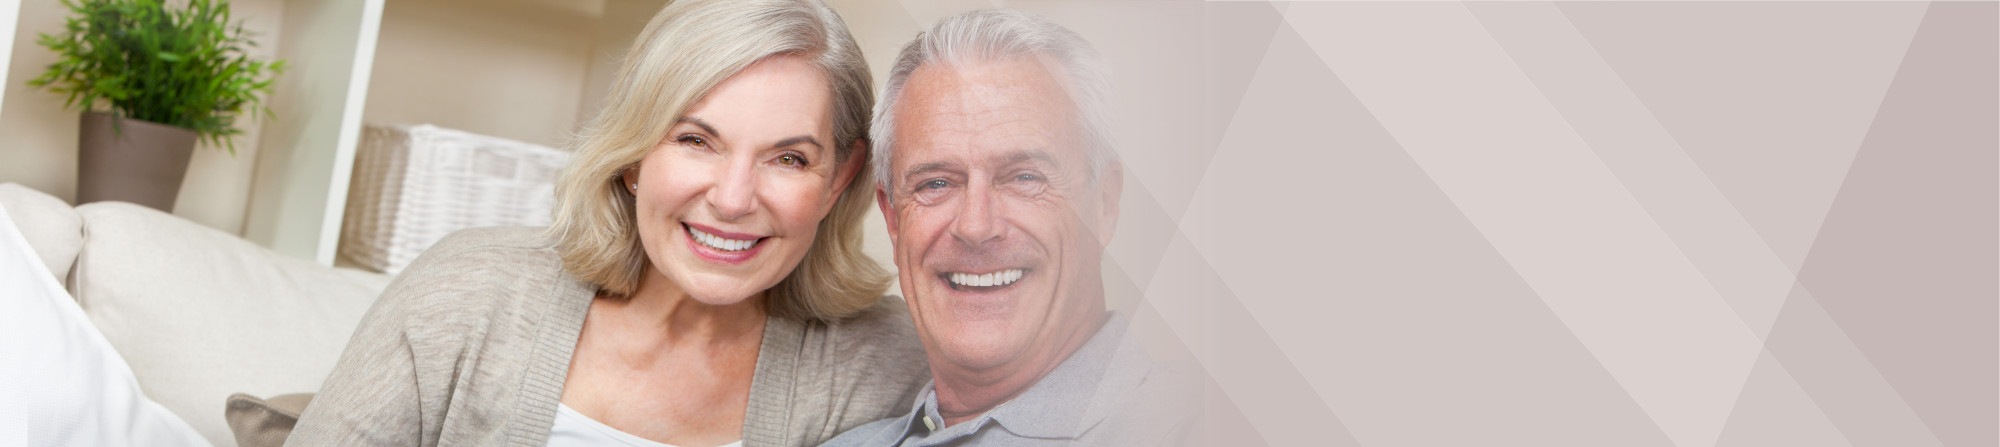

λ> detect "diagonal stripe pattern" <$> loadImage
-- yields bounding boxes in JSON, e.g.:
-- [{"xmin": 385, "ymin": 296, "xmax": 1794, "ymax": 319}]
[{"xmin": 836, "ymin": 1, "xmax": 1996, "ymax": 445}]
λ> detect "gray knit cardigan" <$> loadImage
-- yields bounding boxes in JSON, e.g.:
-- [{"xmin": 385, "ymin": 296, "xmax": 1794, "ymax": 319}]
[{"xmin": 287, "ymin": 227, "xmax": 930, "ymax": 447}]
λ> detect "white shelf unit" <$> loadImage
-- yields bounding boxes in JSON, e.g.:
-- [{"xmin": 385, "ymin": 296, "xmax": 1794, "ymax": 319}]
[
  {"xmin": 240, "ymin": 0, "xmax": 389, "ymax": 265},
  {"xmin": 257, "ymin": 0, "xmax": 675, "ymax": 265},
  {"xmin": 0, "ymin": 0, "xmax": 20, "ymax": 108},
  {"xmin": 333, "ymin": 0, "xmax": 665, "ymax": 267},
  {"xmin": 0, "ymin": 0, "xmax": 668, "ymax": 265},
  {"xmin": 0, "ymin": 0, "xmax": 387, "ymax": 265}
]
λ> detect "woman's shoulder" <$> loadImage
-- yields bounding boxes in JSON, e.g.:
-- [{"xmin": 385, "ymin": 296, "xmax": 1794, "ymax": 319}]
[
  {"xmin": 301, "ymin": 227, "xmax": 589, "ymax": 446},
  {"xmin": 825, "ymin": 295, "xmax": 920, "ymax": 345},
  {"xmin": 393, "ymin": 227, "xmax": 562, "ymax": 287},
  {"xmin": 792, "ymin": 296, "xmax": 929, "ymax": 438},
  {"xmin": 818, "ymin": 295, "xmax": 929, "ymax": 374},
  {"xmin": 371, "ymin": 226, "xmax": 582, "ymax": 329},
  {"xmin": 414, "ymin": 226, "xmax": 560, "ymax": 262}
]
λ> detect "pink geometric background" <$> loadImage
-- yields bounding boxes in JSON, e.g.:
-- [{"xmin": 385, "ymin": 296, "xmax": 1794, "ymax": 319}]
[{"xmin": 858, "ymin": 1, "xmax": 1995, "ymax": 445}]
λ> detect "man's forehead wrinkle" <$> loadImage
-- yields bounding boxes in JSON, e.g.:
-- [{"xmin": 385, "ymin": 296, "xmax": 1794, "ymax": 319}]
[
  {"xmin": 924, "ymin": 86, "xmax": 1047, "ymax": 124},
  {"xmin": 998, "ymin": 150, "xmax": 1054, "ymax": 165},
  {"xmin": 893, "ymin": 54, "xmax": 1090, "ymax": 181},
  {"xmin": 903, "ymin": 98, "xmax": 1057, "ymax": 149},
  {"xmin": 916, "ymin": 56, "xmax": 1071, "ymax": 109}
]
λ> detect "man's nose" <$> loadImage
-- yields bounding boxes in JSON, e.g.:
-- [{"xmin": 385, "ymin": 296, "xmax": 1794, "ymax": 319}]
[
  {"xmin": 950, "ymin": 180, "xmax": 1002, "ymax": 246},
  {"xmin": 708, "ymin": 156, "xmax": 758, "ymax": 221}
]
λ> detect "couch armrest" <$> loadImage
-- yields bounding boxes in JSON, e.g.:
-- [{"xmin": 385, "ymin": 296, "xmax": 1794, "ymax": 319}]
[
  {"xmin": 71, "ymin": 201, "xmax": 390, "ymax": 447},
  {"xmin": 0, "ymin": 183, "xmax": 83, "ymax": 285}
]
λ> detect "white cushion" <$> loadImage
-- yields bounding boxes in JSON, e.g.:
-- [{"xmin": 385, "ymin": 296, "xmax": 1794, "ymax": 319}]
[
  {"xmin": 0, "ymin": 183, "xmax": 83, "ymax": 285},
  {"xmin": 0, "ymin": 202, "xmax": 210, "ymax": 447},
  {"xmin": 70, "ymin": 202, "xmax": 392, "ymax": 447}
]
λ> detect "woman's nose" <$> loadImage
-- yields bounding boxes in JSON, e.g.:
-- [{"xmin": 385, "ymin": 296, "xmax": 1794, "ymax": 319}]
[{"xmin": 708, "ymin": 156, "xmax": 758, "ymax": 221}]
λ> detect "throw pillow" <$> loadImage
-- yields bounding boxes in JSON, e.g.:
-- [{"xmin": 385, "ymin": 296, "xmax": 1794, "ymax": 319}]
[
  {"xmin": 0, "ymin": 202, "xmax": 208, "ymax": 446},
  {"xmin": 224, "ymin": 393, "xmax": 313, "ymax": 447}
]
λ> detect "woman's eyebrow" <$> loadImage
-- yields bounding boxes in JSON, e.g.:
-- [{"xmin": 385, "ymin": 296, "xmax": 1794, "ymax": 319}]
[
  {"xmin": 676, "ymin": 117, "xmax": 722, "ymax": 138},
  {"xmin": 774, "ymin": 135, "xmax": 824, "ymax": 151}
]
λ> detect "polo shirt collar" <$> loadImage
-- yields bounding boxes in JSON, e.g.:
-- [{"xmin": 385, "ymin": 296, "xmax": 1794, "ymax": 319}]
[{"xmin": 888, "ymin": 313, "xmax": 1155, "ymax": 443}]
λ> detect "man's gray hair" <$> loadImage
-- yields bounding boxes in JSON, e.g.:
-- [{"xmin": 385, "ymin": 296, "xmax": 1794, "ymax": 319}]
[{"xmin": 871, "ymin": 9, "xmax": 1117, "ymax": 189}]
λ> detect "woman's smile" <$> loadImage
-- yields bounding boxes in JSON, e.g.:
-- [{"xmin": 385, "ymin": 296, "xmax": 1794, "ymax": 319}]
[{"xmin": 682, "ymin": 222, "xmax": 768, "ymax": 265}]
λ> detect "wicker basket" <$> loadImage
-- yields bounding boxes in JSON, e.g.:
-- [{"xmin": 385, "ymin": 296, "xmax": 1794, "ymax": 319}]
[{"xmin": 339, "ymin": 124, "xmax": 570, "ymax": 274}]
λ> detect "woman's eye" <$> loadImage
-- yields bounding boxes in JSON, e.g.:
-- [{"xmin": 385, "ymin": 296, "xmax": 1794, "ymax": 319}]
[
  {"xmin": 677, "ymin": 135, "xmax": 708, "ymax": 148},
  {"xmin": 777, "ymin": 154, "xmax": 807, "ymax": 167}
]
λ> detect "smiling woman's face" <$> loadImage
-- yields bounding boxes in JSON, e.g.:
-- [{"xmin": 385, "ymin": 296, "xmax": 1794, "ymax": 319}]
[{"xmin": 626, "ymin": 55, "xmax": 849, "ymax": 305}]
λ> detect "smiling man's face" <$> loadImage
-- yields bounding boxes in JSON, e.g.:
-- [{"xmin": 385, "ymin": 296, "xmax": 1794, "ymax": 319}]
[{"xmin": 878, "ymin": 55, "xmax": 1120, "ymax": 385}]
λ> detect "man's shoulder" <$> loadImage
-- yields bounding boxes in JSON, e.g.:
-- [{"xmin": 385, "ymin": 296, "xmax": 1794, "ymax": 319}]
[
  {"xmin": 1077, "ymin": 322, "xmax": 1206, "ymax": 445},
  {"xmin": 1125, "ymin": 357, "xmax": 1203, "ymax": 419}
]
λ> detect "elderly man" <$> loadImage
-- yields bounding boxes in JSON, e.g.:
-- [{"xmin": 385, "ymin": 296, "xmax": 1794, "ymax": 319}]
[{"xmin": 824, "ymin": 9, "xmax": 1193, "ymax": 447}]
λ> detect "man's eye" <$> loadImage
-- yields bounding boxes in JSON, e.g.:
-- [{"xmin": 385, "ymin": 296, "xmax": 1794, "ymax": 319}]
[
  {"xmin": 777, "ymin": 154, "xmax": 807, "ymax": 167},
  {"xmin": 1014, "ymin": 173, "xmax": 1042, "ymax": 182},
  {"xmin": 919, "ymin": 179, "xmax": 950, "ymax": 190}
]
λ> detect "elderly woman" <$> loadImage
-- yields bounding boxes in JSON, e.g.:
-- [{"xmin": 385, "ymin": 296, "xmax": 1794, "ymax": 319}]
[{"xmin": 287, "ymin": 1, "xmax": 928, "ymax": 446}]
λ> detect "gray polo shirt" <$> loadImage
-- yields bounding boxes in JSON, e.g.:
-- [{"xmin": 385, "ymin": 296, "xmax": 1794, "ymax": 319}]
[{"xmin": 820, "ymin": 314, "xmax": 1198, "ymax": 446}]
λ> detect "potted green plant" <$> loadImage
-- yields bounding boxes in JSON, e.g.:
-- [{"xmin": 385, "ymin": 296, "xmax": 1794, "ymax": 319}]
[{"xmin": 28, "ymin": 0, "xmax": 283, "ymax": 211}]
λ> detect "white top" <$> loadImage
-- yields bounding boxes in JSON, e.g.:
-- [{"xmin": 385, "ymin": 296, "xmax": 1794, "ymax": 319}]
[{"xmin": 549, "ymin": 403, "xmax": 743, "ymax": 447}]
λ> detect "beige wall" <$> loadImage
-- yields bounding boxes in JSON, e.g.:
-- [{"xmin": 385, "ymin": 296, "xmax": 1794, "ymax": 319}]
[
  {"xmin": 577, "ymin": 0, "xmax": 668, "ymax": 129},
  {"xmin": 361, "ymin": 0, "xmax": 603, "ymax": 148}
]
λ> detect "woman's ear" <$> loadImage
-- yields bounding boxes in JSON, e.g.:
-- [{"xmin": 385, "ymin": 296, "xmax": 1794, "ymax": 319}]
[
  {"xmin": 832, "ymin": 139, "xmax": 869, "ymax": 199},
  {"xmin": 620, "ymin": 167, "xmax": 640, "ymax": 193}
]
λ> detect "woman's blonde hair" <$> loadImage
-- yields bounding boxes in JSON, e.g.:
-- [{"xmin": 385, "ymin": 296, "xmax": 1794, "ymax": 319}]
[{"xmin": 545, "ymin": 0, "xmax": 887, "ymax": 322}]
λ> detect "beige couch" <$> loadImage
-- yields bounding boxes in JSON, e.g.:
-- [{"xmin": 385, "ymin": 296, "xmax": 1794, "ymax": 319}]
[{"xmin": 1, "ymin": 183, "xmax": 392, "ymax": 447}]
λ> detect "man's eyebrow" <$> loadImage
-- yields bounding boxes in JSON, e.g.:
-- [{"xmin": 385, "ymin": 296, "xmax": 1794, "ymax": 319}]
[
  {"xmin": 900, "ymin": 150, "xmax": 1057, "ymax": 182},
  {"xmin": 902, "ymin": 161, "xmax": 958, "ymax": 182},
  {"xmin": 675, "ymin": 117, "xmax": 721, "ymax": 138}
]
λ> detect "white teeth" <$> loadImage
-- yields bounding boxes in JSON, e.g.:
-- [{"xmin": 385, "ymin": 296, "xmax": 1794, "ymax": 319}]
[
  {"xmin": 948, "ymin": 269, "xmax": 1024, "ymax": 288},
  {"xmin": 689, "ymin": 226, "xmax": 757, "ymax": 252}
]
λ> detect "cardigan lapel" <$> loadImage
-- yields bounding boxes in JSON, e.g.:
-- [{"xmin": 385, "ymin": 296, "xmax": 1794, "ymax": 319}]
[
  {"xmin": 743, "ymin": 314, "xmax": 808, "ymax": 447},
  {"xmin": 502, "ymin": 272, "xmax": 594, "ymax": 447}
]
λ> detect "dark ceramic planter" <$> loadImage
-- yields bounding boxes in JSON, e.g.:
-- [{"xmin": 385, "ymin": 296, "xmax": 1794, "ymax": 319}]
[{"xmin": 76, "ymin": 111, "xmax": 198, "ymax": 211}]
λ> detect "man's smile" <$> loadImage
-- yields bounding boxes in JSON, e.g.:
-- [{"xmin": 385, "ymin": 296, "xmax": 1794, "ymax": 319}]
[{"xmin": 941, "ymin": 268, "xmax": 1028, "ymax": 292}]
